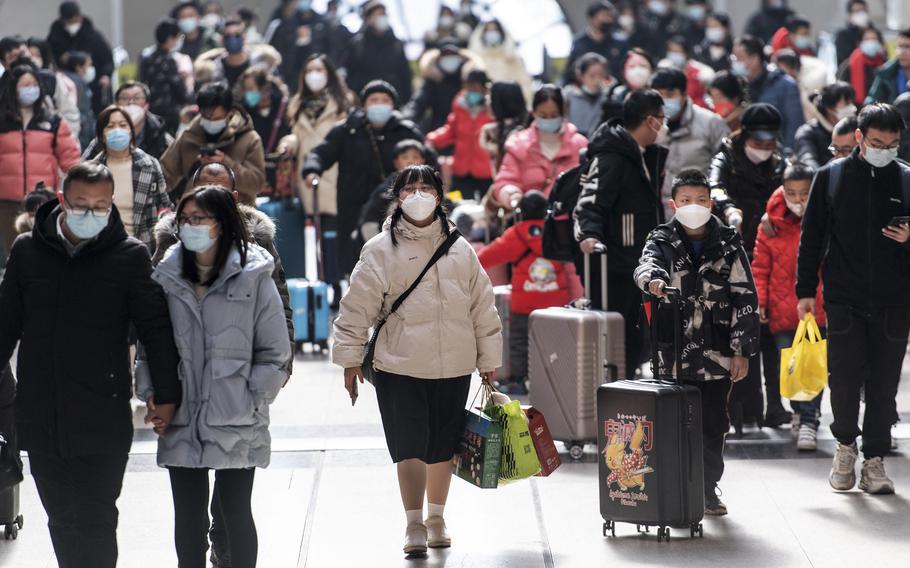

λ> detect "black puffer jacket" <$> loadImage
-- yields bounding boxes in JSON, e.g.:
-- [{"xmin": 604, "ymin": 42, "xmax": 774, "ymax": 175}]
[
  {"xmin": 302, "ymin": 109, "xmax": 423, "ymax": 275},
  {"xmin": 708, "ymin": 133, "xmax": 785, "ymax": 256},
  {"xmin": 573, "ymin": 119, "xmax": 668, "ymax": 273},
  {"xmin": 793, "ymin": 114, "xmax": 834, "ymax": 171},
  {"xmin": 47, "ymin": 17, "xmax": 114, "ymax": 113},
  {"xmin": 342, "ymin": 28, "xmax": 413, "ymax": 104},
  {"xmin": 797, "ymin": 150, "xmax": 910, "ymax": 307},
  {"xmin": 0, "ymin": 202, "xmax": 180, "ymax": 458}
]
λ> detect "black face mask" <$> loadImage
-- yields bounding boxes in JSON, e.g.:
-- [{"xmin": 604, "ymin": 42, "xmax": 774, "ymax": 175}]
[{"xmin": 598, "ymin": 22, "xmax": 612, "ymax": 34}]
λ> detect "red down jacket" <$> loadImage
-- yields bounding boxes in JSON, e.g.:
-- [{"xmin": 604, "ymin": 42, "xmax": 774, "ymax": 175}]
[
  {"xmin": 477, "ymin": 219, "xmax": 572, "ymax": 314},
  {"xmin": 427, "ymin": 91, "xmax": 493, "ymax": 180},
  {"xmin": 752, "ymin": 187, "xmax": 826, "ymax": 334},
  {"xmin": 0, "ymin": 111, "xmax": 80, "ymax": 202}
]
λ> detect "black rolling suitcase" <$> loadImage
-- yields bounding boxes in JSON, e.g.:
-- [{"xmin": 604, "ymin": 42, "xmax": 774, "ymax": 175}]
[{"xmin": 597, "ymin": 288, "xmax": 704, "ymax": 542}]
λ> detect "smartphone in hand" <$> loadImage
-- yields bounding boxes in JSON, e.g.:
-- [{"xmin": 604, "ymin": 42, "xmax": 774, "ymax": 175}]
[{"xmin": 887, "ymin": 216, "xmax": 910, "ymax": 227}]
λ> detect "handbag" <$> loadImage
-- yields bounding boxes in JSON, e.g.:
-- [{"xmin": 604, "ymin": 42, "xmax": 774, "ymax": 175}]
[
  {"xmin": 779, "ymin": 314, "xmax": 827, "ymax": 401},
  {"xmin": 361, "ymin": 229, "xmax": 462, "ymax": 383}
]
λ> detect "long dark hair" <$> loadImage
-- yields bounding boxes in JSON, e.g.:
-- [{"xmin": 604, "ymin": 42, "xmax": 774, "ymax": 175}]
[
  {"xmin": 289, "ymin": 53, "xmax": 352, "ymax": 121},
  {"xmin": 1, "ymin": 65, "xmax": 44, "ymax": 124},
  {"xmin": 387, "ymin": 165, "xmax": 451, "ymax": 247},
  {"xmin": 489, "ymin": 81, "xmax": 527, "ymax": 170},
  {"xmin": 177, "ymin": 185, "xmax": 252, "ymax": 286},
  {"xmin": 529, "ymin": 83, "xmax": 565, "ymax": 127}
]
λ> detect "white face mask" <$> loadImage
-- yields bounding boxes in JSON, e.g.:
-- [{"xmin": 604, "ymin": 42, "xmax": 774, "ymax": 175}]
[
  {"xmin": 863, "ymin": 144, "xmax": 898, "ymax": 168},
  {"xmin": 674, "ymin": 204, "xmax": 712, "ymax": 230},
  {"xmin": 785, "ymin": 199, "xmax": 804, "ymax": 217},
  {"xmin": 125, "ymin": 104, "xmax": 146, "ymax": 124},
  {"xmin": 654, "ymin": 118, "xmax": 670, "ymax": 146},
  {"xmin": 400, "ymin": 191, "xmax": 438, "ymax": 222},
  {"xmin": 618, "ymin": 14, "xmax": 636, "ymax": 30},
  {"xmin": 705, "ymin": 27, "xmax": 726, "ymax": 44},
  {"xmin": 849, "ymin": 11, "xmax": 869, "ymax": 28},
  {"xmin": 625, "ymin": 65, "xmax": 651, "ymax": 89},
  {"xmin": 304, "ymin": 71, "xmax": 328, "ymax": 92},
  {"xmin": 835, "ymin": 104, "xmax": 857, "ymax": 121},
  {"xmin": 65, "ymin": 22, "xmax": 82, "ymax": 36},
  {"xmin": 745, "ymin": 145, "xmax": 773, "ymax": 164}
]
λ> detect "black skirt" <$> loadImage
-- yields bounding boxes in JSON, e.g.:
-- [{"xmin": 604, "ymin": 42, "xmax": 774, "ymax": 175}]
[{"xmin": 373, "ymin": 370, "xmax": 471, "ymax": 464}]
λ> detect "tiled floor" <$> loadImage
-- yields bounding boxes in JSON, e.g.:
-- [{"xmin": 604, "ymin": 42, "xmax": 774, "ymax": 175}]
[{"xmin": 2, "ymin": 351, "xmax": 909, "ymax": 567}]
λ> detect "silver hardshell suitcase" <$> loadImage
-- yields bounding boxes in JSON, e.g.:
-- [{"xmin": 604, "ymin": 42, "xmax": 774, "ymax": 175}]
[
  {"xmin": 528, "ymin": 251, "xmax": 625, "ymax": 460},
  {"xmin": 492, "ymin": 285, "xmax": 512, "ymax": 383}
]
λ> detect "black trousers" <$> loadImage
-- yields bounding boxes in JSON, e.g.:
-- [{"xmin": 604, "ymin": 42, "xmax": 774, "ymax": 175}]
[
  {"xmin": 575, "ymin": 263, "xmax": 646, "ymax": 373},
  {"xmin": 509, "ymin": 313, "xmax": 529, "ymax": 380},
  {"xmin": 730, "ymin": 324, "xmax": 776, "ymax": 421},
  {"xmin": 689, "ymin": 379, "xmax": 732, "ymax": 491},
  {"xmin": 827, "ymin": 304, "xmax": 910, "ymax": 459},
  {"xmin": 451, "ymin": 175, "xmax": 493, "ymax": 202},
  {"xmin": 168, "ymin": 467, "xmax": 257, "ymax": 568},
  {"xmin": 28, "ymin": 451, "xmax": 129, "ymax": 568}
]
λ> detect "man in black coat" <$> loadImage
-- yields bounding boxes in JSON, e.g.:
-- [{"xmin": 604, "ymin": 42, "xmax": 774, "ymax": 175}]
[
  {"xmin": 46, "ymin": 1, "xmax": 114, "ymax": 115},
  {"xmin": 797, "ymin": 103, "xmax": 910, "ymax": 495},
  {"xmin": 562, "ymin": 1, "xmax": 625, "ymax": 84},
  {"xmin": 302, "ymin": 80, "xmax": 423, "ymax": 277},
  {"xmin": 342, "ymin": 1, "xmax": 413, "ymax": 105},
  {"xmin": 265, "ymin": 0, "xmax": 328, "ymax": 92},
  {"xmin": 573, "ymin": 89, "xmax": 669, "ymax": 373},
  {"xmin": 0, "ymin": 162, "xmax": 181, "ymax": 567}
]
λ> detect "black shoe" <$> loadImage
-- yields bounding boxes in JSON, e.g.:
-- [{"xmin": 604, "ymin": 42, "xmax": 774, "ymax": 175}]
[
  {"xmin": 764, "ymin": 408, "xmax": 792, "ymax": 429},
  {"xmin": 704, "ymin": 489, "xmax": 728, "ymax": 516}
]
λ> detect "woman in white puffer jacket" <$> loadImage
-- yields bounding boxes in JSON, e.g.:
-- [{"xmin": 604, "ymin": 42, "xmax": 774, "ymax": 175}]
[{"xmin": 333, "ymin": 165, "xmax": 502, "ymax": 558}]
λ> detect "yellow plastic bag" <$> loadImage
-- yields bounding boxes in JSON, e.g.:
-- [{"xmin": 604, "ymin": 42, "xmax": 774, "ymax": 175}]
[{"xmin": 779, "ymin": 314, "xmax": 827, "ymax": 401}]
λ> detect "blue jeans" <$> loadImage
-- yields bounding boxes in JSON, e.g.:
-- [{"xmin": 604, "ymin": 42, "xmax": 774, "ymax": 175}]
[{"xmin": 774, "ymin": 330, "xmax": 824, "ymax": 427}]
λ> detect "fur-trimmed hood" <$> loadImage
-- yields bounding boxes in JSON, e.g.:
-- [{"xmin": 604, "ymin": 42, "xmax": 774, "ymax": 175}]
[
  {"xmin": 418, "ymin": 47, "xmax": 485, "ymax": 83},
  {"xmin": 151, "ymin": 203, "xmax": 277, "ymax": 266}
]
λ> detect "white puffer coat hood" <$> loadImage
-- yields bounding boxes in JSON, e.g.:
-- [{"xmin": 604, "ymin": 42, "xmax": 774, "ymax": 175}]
[{"xmin": 333, "ymin": 216, "xmax": 502, "ymax": 379}]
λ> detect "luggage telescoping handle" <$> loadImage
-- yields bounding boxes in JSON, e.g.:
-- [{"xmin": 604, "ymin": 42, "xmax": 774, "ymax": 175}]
[
  {"xmin": 648, "ymin": 286, "xmax": 683, "ymax": 383},
  {"xmin": 583, "ymin": 244, "xmax": 608, "ymax": 310},
  {"xmin": 311, "ymin": 177, "xmax": 324, "ymax": 282}
]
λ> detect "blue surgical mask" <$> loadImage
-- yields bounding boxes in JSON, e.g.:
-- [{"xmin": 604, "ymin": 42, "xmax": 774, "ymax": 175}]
[
  {"xmin": 366, "ymin": 104, "xmax": 393, "ymax": 126},
  {"xmin": 65, "ymin": 208, "xmax": 110, "ymax": 240},
  {"xmin": 535, "ymin": 117, "xmax": 563, "ymax": 134},
  {"xmin": 731, "ymin": 60, "xmax": 749, "ymax": 78},
  {"xmin": 298, "ymin": 0, "xmax": 313, "ymax": 11},
  {"xmin": 465, "ymin": 91, "xmax": 485, "ymax": 107},
  {"xmin": 243, "ymin": 90, "xmax": 262, "ymax": 108},
  {"xmin": 105, "ymin": 128, "xmax": 131, "ymax": 152},
  {"xmin": 17, "ymin": 85, "xmax": 40, "ymax": 107},
  {"xmin": 179, "ymin": 223, "xmax": 217, "ymax": 253},
  {"xmin": 201, "ymin": 117, "xmax": 227, "ymax": 135},
  {"xmin": 860, "ymin": 39, "xmax": 882, "ymax": 58},
  {"xmin": 663, "ymin": 97, "xmax": 682, "ymax": 120},
  {"xmin": 793, "ymin": 35, "xmax": 812, "ymax": 50},
  {"xmin": 178, "ymin": 17, "xmax": 198, "ymax": 34},
  {"xmin": 224, "ymin": 36, "xmax": 244, "ymax": 54}
]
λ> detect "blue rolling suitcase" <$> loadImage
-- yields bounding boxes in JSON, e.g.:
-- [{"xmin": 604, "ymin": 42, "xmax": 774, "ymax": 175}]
[
  {"xmin": 597, "ymin": 288, "xmax": 704, "ymax": 542},
  {"xmin": 288, "ymin": 279, "xmax": 330, "ymax": 353},
  {"xmin": 256, "ymin": 197, "xmax": 307, "ymax": 279}
]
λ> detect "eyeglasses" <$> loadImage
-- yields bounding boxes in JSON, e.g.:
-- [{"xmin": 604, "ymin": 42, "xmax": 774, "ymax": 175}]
[
  {"xmin": 178, "ymin": 214, "xmax": 216, "ymax": 226},
  {"xmin": 828, "ymin": 144, "xmax": 855, "ymax": 156},
  {"xmin": 116, "ymin": 95, "xmax": 146, "ymax": 105},
  {"xmin": 400, "ymin": 184, "xmax": 439, "ymax": 196},
  {"xmin": 65, "ymin": 198, "xmax": 111, "ymax": 218},
  {"xmin": 864, "ymin": 140, "xmax": 900, "ymax": 151},
  {"xmin": 651, "ymin": 114, "xmax": 668, "ymax": 125}
]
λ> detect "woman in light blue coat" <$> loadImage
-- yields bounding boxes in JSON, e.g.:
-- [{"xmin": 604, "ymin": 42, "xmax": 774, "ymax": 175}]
[{"xmin": 136, "ymin": 185, "xmax": 291, "ymax": 568}]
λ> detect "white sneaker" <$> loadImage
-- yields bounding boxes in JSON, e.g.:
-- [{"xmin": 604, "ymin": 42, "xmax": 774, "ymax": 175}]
[
  {"xmin": 859, "ymin": 457, "xmax": 895, "ymax": 495},
  {"xmin": 829, "ymin": 442, "xmax": 858, "ymax": 491},
  {"xmin": 797, "ymin": 424, "xmax": 818, "ymax": 451},
  {"xmin": 425, "ymin": 516, "xmax": 451, "ymax": 548},
  {"xmin": 403, "ymin": 522, "xmax": 427, "ymax": 555}
]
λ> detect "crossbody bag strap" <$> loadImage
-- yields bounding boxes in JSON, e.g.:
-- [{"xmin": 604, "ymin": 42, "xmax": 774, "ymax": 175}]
[
  {"xmin": 387, "ymin": 230, "xmax": 462, "ymax": 316},
  {"xmin": 364, "ymin": 124, "xmax": 388, "ymax": 180}
]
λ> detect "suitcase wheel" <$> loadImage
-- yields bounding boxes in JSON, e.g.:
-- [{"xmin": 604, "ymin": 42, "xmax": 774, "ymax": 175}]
[
  {"xmin": 690, "ymin": 523, "xmax": 703, "ymax": 539},
  {"xmin": 656, "ymin": 526, "xmax": 670, "ymax": 543},
  {"xmin": 602, "ymin": 520, "xmax": 615, "ymax": 538},
  {"xmin": 636, "ymin": 524, "xmax": 650, "ymax": 534},
  {"xmin": 4, "ymin": 524, "xmax": 16, "ymax": 541},
  {"xmin": 15, "ymin": 515, "xmax": 21, "ymax": 530},
  {"xmin": 568, "ymin": 442, "xmax": 585, "ymax": 461}
]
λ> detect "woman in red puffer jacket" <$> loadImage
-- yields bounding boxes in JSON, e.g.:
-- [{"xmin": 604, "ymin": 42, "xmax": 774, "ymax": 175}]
[
  {"xmin": 752, "ymin": 164, "xmax": 826, "ymax": 450},
  {"xmin": 426, "ymin": 71, "xmax": 494, "ymax": 200},
  {"xmin": 0, "ymin": 65, "xmax": 80, "ymax": 255}
]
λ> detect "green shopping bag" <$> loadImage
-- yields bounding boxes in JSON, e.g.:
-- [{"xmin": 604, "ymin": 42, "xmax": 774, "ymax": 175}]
[
  {"xmin": 485, "ymin": 399, "xmax": 541, "ymax": 484},
  {"xmin": 780, "ymin": 313, "xmax": 827, "ymax": 401}
]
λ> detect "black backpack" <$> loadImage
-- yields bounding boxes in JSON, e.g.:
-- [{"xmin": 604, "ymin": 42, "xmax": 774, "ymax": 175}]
[{"xmin": 542, "ymin": 159, "xmax": 586, "ymax": 261}]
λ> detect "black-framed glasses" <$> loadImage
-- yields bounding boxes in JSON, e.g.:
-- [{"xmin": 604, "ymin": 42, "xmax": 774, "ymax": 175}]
[
  {"xmin": 864, "ymin": 140, "xmax": 900, "ymax": 151},
  {"xmin": 178, "ymin": 214, "xmax": 216, "ymax": 226},
  {"xmin": 828, "ymin": 144, "xmax": 855, "ymax": 156},
  {"xmin": 400, "ymin": 184, "xmax": 439, "ymax": 196},
  {"xmin": 64, "ymin": 198, "xmax": 111, "ymax": 218}
]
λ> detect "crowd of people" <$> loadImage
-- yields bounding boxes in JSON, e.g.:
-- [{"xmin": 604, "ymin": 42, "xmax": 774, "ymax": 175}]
[{"xmin": 0, "ymin": 0, "xmax": 907, "ymax": 565}]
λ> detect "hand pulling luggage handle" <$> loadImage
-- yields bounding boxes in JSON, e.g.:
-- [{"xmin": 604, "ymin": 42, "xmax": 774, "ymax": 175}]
[
  {"xmin": 583, "ymin": 245, "xmax": 608, "ymax": 309},
  {"xmin": 647, "ymin": 287, "xmax": 682, "ymax": 384}
]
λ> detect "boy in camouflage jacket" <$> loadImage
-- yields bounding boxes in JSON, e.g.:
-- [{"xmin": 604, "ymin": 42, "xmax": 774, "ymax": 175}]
[{"xmin": 633, "ymin": 169, "xmax": 761, "ymax": 516}]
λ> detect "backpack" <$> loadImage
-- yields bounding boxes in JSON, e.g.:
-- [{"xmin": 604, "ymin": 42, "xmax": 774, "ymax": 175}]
[
  {"xmin": 542, "ymin": 160, "xmax": 586, "ymax": 261},
  {"xmin": 826, "ymin": 157, "xmax": 910, "ymax": 211}
]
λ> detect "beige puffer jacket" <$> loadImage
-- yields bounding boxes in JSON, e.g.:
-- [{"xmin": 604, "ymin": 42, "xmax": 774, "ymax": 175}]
[{"xmin": 333, "ymin": 216, "xmax": 502, "ymax": 379}]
